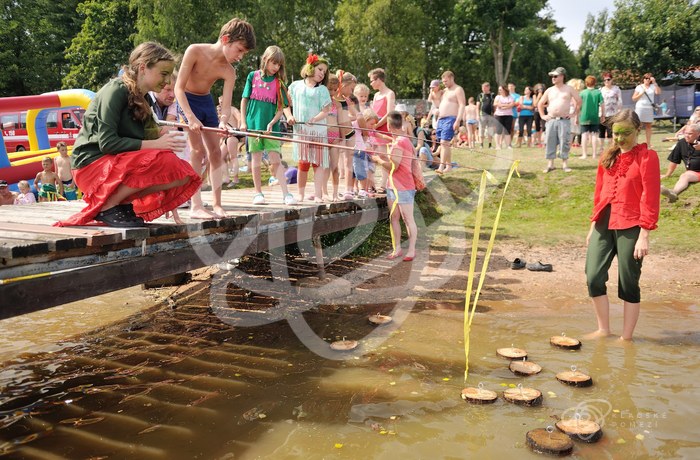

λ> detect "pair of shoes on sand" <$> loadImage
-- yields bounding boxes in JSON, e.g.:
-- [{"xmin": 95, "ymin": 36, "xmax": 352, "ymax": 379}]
[{"xmin": 511, "ymin": 258, "xmax": 552, "ymax": 272}]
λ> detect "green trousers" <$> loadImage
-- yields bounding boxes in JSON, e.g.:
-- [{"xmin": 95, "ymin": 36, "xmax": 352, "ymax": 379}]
[{"xmin": 585, "ymin": 206, "xmax": 643, "ymax": 303}]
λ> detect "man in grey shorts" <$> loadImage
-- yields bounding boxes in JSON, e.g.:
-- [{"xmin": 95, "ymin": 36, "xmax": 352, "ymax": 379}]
[{"xmin": 537, "ymin": 67, "xmax": 582, "ymax": 173}]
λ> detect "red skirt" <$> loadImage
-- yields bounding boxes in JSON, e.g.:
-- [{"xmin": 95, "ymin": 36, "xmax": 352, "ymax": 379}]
[{"xmin": 55, "ymin": 149, "xmax": 201, "ymax": 227}]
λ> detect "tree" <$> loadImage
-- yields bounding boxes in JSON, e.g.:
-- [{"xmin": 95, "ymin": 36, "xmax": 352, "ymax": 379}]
[
  {"xmin": 455, "ymin": 0, "xmax": 547, "ymax": 87},
  {"xmin": 63, "ymin": 0, "xmax": 136, "ymax": 91},
  {"xmin": 577, "ymin": 10, "xmax": 608, "ymax": 76},
  {"xmin": 336, "ymin": 0, "xmax": 428, "ymax": 97},
  {"xmin": 589, "ymin": 0, "xmax": 700, "ymax": 85},
  {"xmin": 0, "ymin": 0, "xmax": 81, "ymax": 96}
]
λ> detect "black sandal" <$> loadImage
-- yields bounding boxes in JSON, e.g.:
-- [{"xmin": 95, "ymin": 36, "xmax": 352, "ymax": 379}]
[{"xmin": 95, "ymin": 205, "xmax": 146, "ymax": 227}]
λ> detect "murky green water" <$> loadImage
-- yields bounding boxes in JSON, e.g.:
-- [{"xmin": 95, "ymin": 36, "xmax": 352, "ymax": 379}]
[{"xmin": 1, "ymin": 254, "xmax": 698, "ymax": 459}]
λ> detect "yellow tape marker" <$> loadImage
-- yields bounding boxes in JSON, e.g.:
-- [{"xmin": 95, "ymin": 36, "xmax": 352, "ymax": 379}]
[{"xmin": 463, "ymin": 161, "xmax": 520, "ymax": 382}]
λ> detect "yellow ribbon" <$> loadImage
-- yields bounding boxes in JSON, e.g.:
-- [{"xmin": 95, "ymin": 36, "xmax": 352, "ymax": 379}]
[{"xmin": 464, "ymin": 161, "xmax": 520, "ymax": 382}]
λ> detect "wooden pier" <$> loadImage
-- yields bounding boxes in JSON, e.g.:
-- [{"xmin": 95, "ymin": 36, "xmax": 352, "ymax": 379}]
[{"xmin": 0, "ymin": 184, "xmax": 388, "ymax": 319}]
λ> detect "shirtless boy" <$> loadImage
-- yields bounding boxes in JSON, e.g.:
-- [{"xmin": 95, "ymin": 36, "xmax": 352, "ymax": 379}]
[
  {"xmin": 537, "ymin": 67, "xmax": 582, "ymax": 173},
  {"xmin": 54, "ymin": 142, "xmax": 77, "ymax": 200},
  {"xmin": 175, "ymin": 18, "xmax": 256, "ymax": 218},
  {"xmin": 436, "ymin": 71, "xmax": 466, "ymax": 174},
  {"xmin": 35, "ymin": 156, "xmax": 62, "ymax": 201}
]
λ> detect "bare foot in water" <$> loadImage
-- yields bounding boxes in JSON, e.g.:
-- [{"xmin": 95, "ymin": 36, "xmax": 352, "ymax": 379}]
[{"xmin": 583, "ymin": 329, "xmax": 613, "ymax": 340}]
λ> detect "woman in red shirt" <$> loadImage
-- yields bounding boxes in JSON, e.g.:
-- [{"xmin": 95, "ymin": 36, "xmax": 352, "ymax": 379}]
[
  {"xmin": 372, "ymin": 111, "xmax": 418, "ymax": 262},
  {"xmin": 585, "ymin": 109, "xmax": 660, "ymax": 341}
]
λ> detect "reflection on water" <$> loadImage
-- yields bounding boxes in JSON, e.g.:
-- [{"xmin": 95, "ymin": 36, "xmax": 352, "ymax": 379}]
[{"xmin": 1, "ymin": 253, "xmax": 699, "ymax": 459}]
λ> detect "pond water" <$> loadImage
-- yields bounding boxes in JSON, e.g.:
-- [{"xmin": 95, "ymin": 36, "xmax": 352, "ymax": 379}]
[{"xmin": 1, "ymin": 253, "xmax": 698, "ymax": 459}]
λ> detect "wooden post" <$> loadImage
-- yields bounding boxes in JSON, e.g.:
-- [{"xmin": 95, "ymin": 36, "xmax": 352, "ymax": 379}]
[{"xmin": 312, "ymin": 235, "xmax": 325, "ymax": 281}]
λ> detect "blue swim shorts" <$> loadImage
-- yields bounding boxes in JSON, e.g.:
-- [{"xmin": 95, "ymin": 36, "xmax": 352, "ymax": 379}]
[
  {"xmin": 436, "ymin": 116, "xmax": 457, "ymax": 142},
  {"xmin": 184, "ymin": 92, "xmax": 219, "ymax": 128},
  {"xmin": 387, "ymin": 188, "xmax": 416, "ymax": 204},
  {"xmin": 353, "ymin": 150, "xmax": 369, "ymax": 181}
]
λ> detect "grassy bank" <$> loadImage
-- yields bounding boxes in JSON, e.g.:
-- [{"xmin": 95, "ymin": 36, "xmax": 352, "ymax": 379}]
[
  {"xmin": 431, "ymin": 124, "xmax": 698, "ymax": 254},
  {"xmin": 256, "ymin": 123, "xmax": 696, "ymax": 254}
]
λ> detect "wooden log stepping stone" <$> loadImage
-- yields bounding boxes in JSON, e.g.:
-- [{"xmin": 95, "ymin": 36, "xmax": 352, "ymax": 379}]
[
  {"xmin": 461, "ymin": 384, "xmax": 498, "ymax": 404},
  {"xmin": 368, "ymin": 314, "xmax": 392, "ymax": 325},
  {"xmin": 330, "ymin": 339, "xmax": 358, "ymax": 351},
  {"xmin": 556, "ymin": 417, "xmax": 603, "ymax": 443},
  {"xmin": 496, "ymin": 347, "xmax": 527, "ymax": 360},
  {"xmin": 550, "ymin": 334, "xmax": 582, "ymax": 350},
  {"xmin": 503, "ymin": 385, "xmax": 542, "ymax": 406},
  {"xmin": 526, "ymin": 427, "xmax": 574, "ymax": 456},
  {"xmin": 509, "ymin": 360, "xmax": 542, "ymax": 376},
  {"xmin": 556, "ymin": 366, "xmax": 593, "ymax": 387}
]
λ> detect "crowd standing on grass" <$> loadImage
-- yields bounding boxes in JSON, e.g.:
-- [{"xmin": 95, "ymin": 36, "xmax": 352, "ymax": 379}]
[{"xmin": 2, "ymin": 14, "xmax": 696, "ymax": 230}]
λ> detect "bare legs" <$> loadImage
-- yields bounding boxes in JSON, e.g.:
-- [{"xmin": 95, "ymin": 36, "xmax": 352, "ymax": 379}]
[
  {"xmin": 586, "ymin": 294, "xmax": 640, "ymax": 341},
  {"xmin": 189, "ymin": 130, "xmax": 226, "ymax": 218},
  {"xmin": 387, "ymin": 199, "xmax": 417, "ymax": 258},
  {"xmin": 297, "ymin": 165, "xmax": 325, "ymax": 203},
  {"xmin": 643, "ymin": 122, "xmax": 653, "ymax": 148}
]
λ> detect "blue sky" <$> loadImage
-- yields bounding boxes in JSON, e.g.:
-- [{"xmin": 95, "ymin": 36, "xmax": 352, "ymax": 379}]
[{"xmin": 547, "ymin": 0, "xmax": 616, "ymax": 51}]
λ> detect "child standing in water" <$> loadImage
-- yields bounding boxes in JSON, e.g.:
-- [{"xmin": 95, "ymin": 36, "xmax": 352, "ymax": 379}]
[
  {"xmin": 57, "ymin": 42, "xmax": 200, "ymax": 228},
  {"xmin": 585, "ymin": 109, "xmax": 660, "ymax": 341},
  {"xmin": 240, "ymin": 45, "xmax": 296, "ymax": 205},
  {"xmin": 287, "ymin": 54, "xmax": 332, "ymax": 203},
  {"xmin": 175, "ymin": 18, "xmax": 256, "ymax": 218}
]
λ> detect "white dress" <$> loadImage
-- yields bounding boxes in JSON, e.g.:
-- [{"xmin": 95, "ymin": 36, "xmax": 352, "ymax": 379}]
[
  {"xmin": 634, "ymin": 84, "xmax": 657, "ymax": 123},
  {"xmin": 288, "ymin": 80, "xmax": 332, "ymax": 168}
]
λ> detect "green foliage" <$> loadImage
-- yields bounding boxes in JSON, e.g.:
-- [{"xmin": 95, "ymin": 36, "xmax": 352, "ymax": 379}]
[
  {"xmin": 63, "ymin": 0, "xmax": 136, "ymax": 91},
  {"xmin": 0, "ymin": 0, "xmax": 81, "ymax": 96},
  {"xmin": 455, "ymin": 0, "xmax": 548, "ymax": 86},
  {"xmin": 577, "ymin": 10, "xmax": 609, "ymax": 76},
  {"xmin": 588, "ymin": 0, "xmax": 700, "ymax": 85},
  {"xmin": 336, "ymin": 0, "xmax": 427, "ymax": 96}
]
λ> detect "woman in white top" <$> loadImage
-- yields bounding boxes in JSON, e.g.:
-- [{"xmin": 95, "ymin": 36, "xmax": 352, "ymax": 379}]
[
  {"xmin": 599, "ymin": 72, "xmax": 623, "ymax": 148},
  {"xmin": 632, "ymin": 73, "xmax": 661, "ymax": 148}
]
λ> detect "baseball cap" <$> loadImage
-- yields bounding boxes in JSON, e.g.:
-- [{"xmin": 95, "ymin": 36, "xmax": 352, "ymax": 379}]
[
  {"xmin": 548, "ymin": 67, "xmax": 567, "ymax": 77},
  {"xmin": 395, "ymin": 103, "xmax": 408, "ymax": 113},
  {"xmin": 0, "ymin": 180, "xmax": 8, "ymax": 187},
  {"xmin": 430, "ymin": 79, "xmax": 441, "ymax": 88}
]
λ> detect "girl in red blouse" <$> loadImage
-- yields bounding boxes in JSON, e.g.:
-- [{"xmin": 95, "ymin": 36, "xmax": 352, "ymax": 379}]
[{"xmin": 585, "ymin": 109, "xmax": 660, "ymax": 341}]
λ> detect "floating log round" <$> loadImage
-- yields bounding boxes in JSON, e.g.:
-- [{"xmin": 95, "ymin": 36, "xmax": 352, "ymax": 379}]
[
  {"xmin": 509, "ymin": 360, "xmax": 542, "ymax": 376},
  {"xmin": 496, "ymin": 347, "xmax": 528, "ymax": 360},
  {"xmin": 556, "ymin": 418, "xmax": 603, "ymax": 443},
  {"xmin": 368, "ymin": 314, "xmax": 392, "ymax": 325},
  {"xmin": 330, "ymin": 340, "xmax": 358, "ymax": 351},
  {"xmin": 503, "ymin": 387, "xmax": 543, "ymax": 406},
  {"xmin": 550, "ymin": 335, "xmax": 582, "ymax": 350},
  {"xmin": 556, "ymin": 370, "xmax": 593, "ymax": 387},
  {"xmin": 461, "ymin": 387, "xmax": 498, "ymax": 404},
  {"xmin": 526, "ymin": 428, "xmax": 574, "ymax": 456}
]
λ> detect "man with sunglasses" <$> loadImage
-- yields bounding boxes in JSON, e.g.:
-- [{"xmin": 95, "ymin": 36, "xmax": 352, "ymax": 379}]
[{"xmin": 537, "ymin": 67, "xmax": 582, "ymax": 173}]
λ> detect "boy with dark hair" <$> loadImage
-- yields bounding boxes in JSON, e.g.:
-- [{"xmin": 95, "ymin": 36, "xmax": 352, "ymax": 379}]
[{"xmin": 175, "ymin": 18, "xmax": 256, "ymax": 218}]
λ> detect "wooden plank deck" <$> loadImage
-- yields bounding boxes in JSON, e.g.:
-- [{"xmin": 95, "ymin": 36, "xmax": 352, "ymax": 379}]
[{"xmin": 0, "ymin": 183, "xmax": 388, "ymax": 318}]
